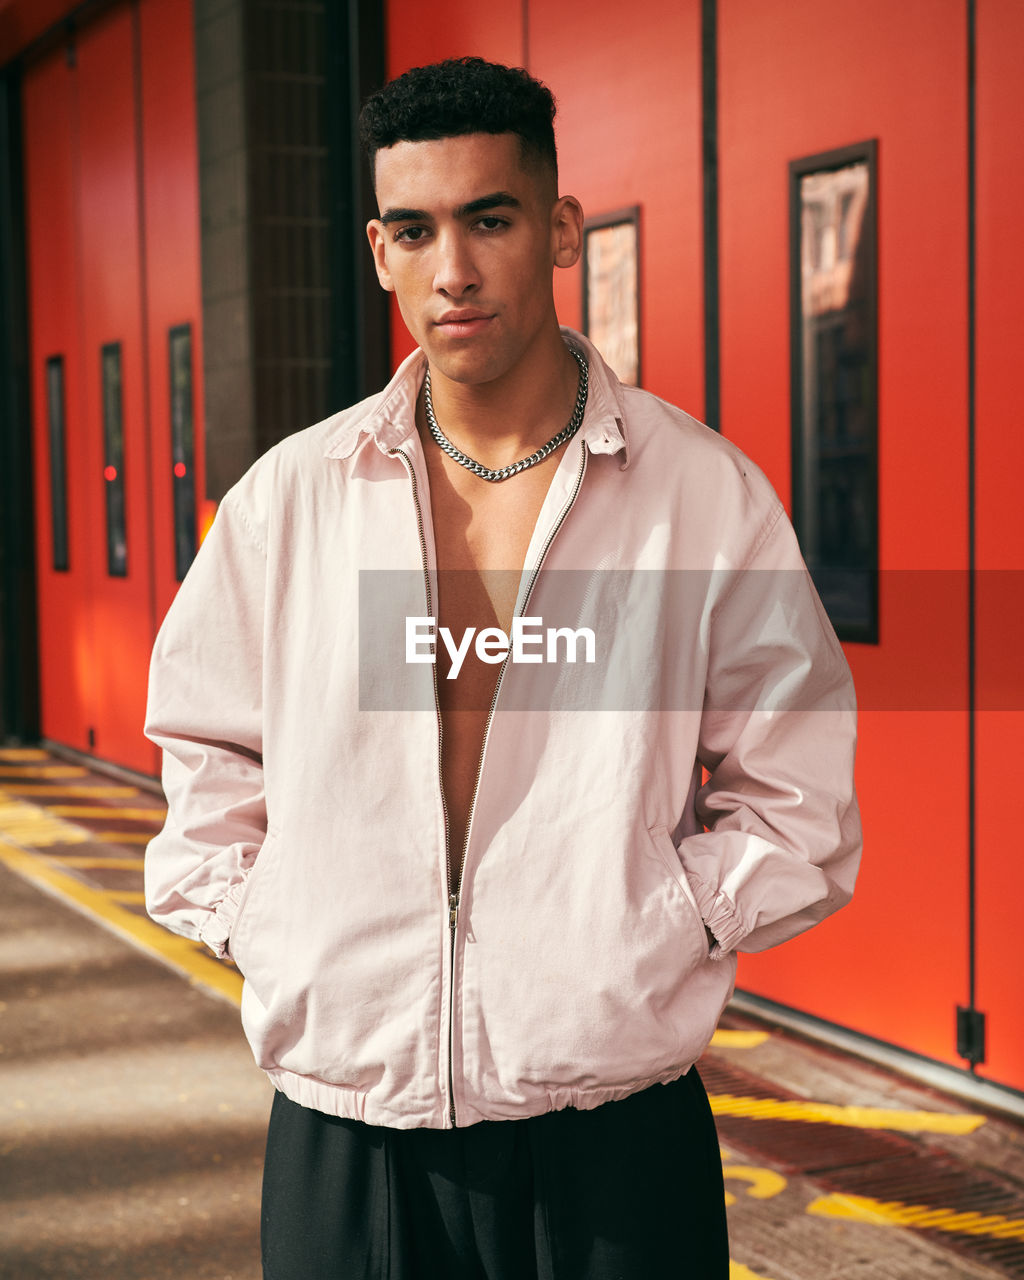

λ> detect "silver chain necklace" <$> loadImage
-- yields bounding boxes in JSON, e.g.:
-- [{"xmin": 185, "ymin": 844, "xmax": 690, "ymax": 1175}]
[{"xmin": 422, "ymin": 345, "xmax": 589, "ymax": 483}]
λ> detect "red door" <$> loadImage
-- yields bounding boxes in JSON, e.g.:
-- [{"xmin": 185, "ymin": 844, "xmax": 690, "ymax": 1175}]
[
  {"xmin": 717, "ymin": 0, "xmax": 972, "ymax": 1072},
  {"xmin": 23, "ymin": 0, "xmax": 203, "ymax": 776}
]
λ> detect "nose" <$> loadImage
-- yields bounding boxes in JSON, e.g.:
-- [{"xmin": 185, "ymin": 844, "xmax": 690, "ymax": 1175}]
[{"xmin": 432, "ymin": 227, "xmax": 480, "ymax": 298}]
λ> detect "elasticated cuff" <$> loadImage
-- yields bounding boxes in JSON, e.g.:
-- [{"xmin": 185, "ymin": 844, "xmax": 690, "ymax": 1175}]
[
  {"xmin": 198, "ymin": 876, "xmax": 248, "ymax": 958},
  {"xmin": 686, "ymin": 873, "xmax": 746, "ymax": 957}
]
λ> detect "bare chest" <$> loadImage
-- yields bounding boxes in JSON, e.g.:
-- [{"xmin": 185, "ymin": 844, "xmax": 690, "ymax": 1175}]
[
  {"xmin": 420, "ymin": 438, "xmax": 565, "ymax": 859},
  {"xmin": 425, "ymin": 447, "xmax": 558, "ymax": 636}
]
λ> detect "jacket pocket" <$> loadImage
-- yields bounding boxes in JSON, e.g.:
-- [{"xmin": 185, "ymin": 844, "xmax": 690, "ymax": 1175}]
[
  {"xmin": 646, "ymin": 824, "xmax": 708, "ymax": 958},
  {"xmin": 226, "ymin": 826, "xmax": 281, "ymax": 975}
]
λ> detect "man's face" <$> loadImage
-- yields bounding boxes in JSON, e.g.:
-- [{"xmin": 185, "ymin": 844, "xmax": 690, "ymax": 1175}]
[{"xmin": 367, "ymin": 132, "xmax": 582, "ymax": 389}]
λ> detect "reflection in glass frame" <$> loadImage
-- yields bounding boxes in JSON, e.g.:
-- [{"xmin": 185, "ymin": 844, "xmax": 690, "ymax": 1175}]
[
  {"xmin": 169, "ymin": 324, "xmax": 198, "ymax": 581},
  {"xmin": 790, "ymin": 142, "xmax": 878, "ymax": 644},
  {"xmin": 101, "ymin": 342, "xmax": 128, "ymax": 579},
  {"xmin": 582, "ymin": 208, "xmax": 640, "ymax": 386},
  {"xmin": 45, "ymin": 355, "xmax": 69, "ymax": 573}
]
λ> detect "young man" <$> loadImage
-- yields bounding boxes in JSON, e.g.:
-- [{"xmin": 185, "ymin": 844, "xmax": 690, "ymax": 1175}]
[{"xmin": 145, "ymin": 58, "xmax": 861, "ymax": 1279}]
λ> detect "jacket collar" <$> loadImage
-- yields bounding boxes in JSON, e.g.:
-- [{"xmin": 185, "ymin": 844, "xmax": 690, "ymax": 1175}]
[{"xmin": 323, "ymin": 327, "xmax": 630, "ymax": 468}]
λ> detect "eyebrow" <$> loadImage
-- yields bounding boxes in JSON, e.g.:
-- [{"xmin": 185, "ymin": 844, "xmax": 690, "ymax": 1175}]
[{"xmin": 379, "ymin": 191, "xmax": 522, "ymax": 227}]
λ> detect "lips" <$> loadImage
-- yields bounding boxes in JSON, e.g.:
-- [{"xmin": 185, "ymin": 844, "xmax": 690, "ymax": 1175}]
[{"xmin": 434, "ymin": 310, "xmax": 494, "ymax": 336}]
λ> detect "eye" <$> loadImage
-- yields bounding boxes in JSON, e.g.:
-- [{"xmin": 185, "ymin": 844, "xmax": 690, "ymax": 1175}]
[
  {"xmin": 393, "ymin": 225, "xmax": 429, "ymax": 244},
  {"xmin": 475, "ymin": 215, "xmax": 509, "ymax": 233}
]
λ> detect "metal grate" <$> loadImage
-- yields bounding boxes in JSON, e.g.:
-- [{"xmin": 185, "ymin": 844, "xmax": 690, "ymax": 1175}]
[
  {"xmin": 701, "ymin": 1052, "xmax": 1024, "ymax": 1277},
  {"xmin": 700, "ymin": 1055, "xmax": 916, "ymax": 1173}
]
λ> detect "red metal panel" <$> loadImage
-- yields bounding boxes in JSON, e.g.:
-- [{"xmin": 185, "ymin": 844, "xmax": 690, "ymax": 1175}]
[
  {"xmin": 0, "ymin": 0, "xmax": 78, "ymax": 63},
  {"xmin": 22, "ymin": 46, "xmax": 93, "ymax": 753},
  {"xmin": 386, "ymin": 0, "xmax": 522, "ymax": 76},
  {"xmin": 974, "ymin": 0, "xmax": 1024, "ymax": 1093},
  {"xmin": 73, "ymin": 4, "xmax": 155, "ymax": 773},
  {"xmin": 23, "ymin": 0, "xmax": 200, "ymax": 777},
  {"xmin": 530, "ymin": 0, "xmax": 703, "ymax": 414},
  {"xmin": 382, "ymin": 0, "xmax": 705, "ymax": 417},
  {"xmin": 139, "ymin": 0, "xmax": 204, "ymax": 632},
  {"xmin": 718, "ymin": 0, "xmax": 971, "ymax": 1069}
]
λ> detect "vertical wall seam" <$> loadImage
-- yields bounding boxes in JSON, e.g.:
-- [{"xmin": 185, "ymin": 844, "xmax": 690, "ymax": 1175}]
[
  {"xmin": 701, "ymin": 0, "xmax": 720, "ymax": 433},
  {"xmin": 67, "ymin": 25, "xmax": 98, "ymax": 738},
  {"xmin": 965, "ymin": 0, "xmax": 978, "ymax": 1062},
  {"xmin": 522, "ymin": 0, "xmax": 530, "ymax": 69},
  {"xmin": 131, "ymin": 0, "xmax": 158, "ymax": 644}
]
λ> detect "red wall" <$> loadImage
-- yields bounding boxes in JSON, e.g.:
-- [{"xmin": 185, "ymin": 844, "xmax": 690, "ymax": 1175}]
[
  {"xmin": 23, "ymin": 43, "xmax": 86, "ymax": 751},
  {"xmin": 381, "ymin": 2, "xmax": 1024, "ymax": 1090},
  {"xmin": 383, "ymin": 0, "xmax": 705, "ymax": 419},
  {"xmin": 74, "ymin": 6, "xmax": 154, "ymax": 772},
  {"xmin": 139, "ymin": 0, "xmax": 206, "ymax": 625},
  {"xmin": 974, "ymin": 0, "xmax": 1024, "ymax": 1091},
  {"xmin": 531, "ymin": 0, "xmax": 703, "ymax": 416},
  {"xmin": 23, "ymin": 0, "xmax": 203, "ymax": 774},
  {"xmin": 718, "ymin": 0, "xmax": 971, "ymax": 1071},
  {"xmin": 382, "ymin": 1, "xmax": 1023, "ymax": 1091},
  {"xmin": 21, "ymin": 0, "xmax": 1016, "ymax": 1086},
  {"xmin": 0, "ymin": 0, "xmax": 77, "ymax": 63}
]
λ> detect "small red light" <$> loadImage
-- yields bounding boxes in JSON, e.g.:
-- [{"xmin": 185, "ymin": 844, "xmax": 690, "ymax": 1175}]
[
  {"xmin": 103, "ymin": 465, "xmax": 118, "ymax": 482},
  {"xmin": 173, "ymin": 462, "xmax": 187, "ymax": 479}
]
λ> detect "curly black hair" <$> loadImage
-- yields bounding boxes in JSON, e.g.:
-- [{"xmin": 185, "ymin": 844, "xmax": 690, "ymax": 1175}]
[{"xmin": 359, "ymin": 57, "xmax": 558, "ymax": 184}]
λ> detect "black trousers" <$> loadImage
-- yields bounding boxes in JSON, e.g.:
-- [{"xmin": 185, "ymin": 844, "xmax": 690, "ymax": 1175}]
[{"xmin": 261, "ymin": 1069, "xmax": 729, "ymax": 1280}]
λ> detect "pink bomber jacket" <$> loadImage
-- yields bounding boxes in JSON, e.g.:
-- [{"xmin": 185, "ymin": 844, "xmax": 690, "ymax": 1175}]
[{"xmin": 144, "ymin": 328, "xmax": 861, "ymax": 1129}]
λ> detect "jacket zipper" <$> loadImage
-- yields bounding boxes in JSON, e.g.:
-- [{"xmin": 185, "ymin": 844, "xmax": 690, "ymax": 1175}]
[
  {"xmin": 445, "ymin": 441, "xmax": 590, "ymax": 1125},
  {"xmin": 395, "ymin": 439, "xmax": 589, "ymax": 1127},
  {"xmin": 390, "ymin": 447, "xmax": 455, "ymax": 1123}
]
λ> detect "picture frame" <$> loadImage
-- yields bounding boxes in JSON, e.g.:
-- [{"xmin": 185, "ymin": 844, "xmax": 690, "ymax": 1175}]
[
  {"xmin": 789, "ymin": 141, "xmax": 878, "ymax": 644},
  {"xmin": 582, "ymin": 207, "xmax": 641, "ymax": 386}
]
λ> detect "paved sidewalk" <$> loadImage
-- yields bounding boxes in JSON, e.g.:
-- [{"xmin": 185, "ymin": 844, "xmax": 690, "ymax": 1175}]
[
  {"xmin": 2, "ymin": 746, "xmax": 1024, "ymax": 1279},
  {"xmin": 0, "ymin": 859, "xmax": 271, "ymax": 1280}
]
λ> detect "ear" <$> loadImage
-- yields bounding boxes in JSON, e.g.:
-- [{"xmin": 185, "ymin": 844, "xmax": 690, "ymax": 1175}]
[
  {"xmin": 551, "ymin": 195, "xmax": 584, "ymax": 270},
  {"xmin": 366, "ymin": 221, "xmax": 396, "ymax": 292}
]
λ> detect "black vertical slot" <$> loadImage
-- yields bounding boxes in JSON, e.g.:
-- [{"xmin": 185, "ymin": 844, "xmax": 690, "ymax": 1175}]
[{"xmin": 101, "ymin": 342, "xmax": 128, "ymax": 577}]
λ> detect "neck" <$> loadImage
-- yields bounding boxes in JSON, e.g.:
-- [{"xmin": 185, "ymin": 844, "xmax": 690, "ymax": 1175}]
[{"xmin": 422, "ymin": 328, "xmax": 582, "ymax": 470}]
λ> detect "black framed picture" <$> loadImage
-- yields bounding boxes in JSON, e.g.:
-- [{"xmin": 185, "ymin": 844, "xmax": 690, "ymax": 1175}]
[
  {"xmin": 582, "ymin": 207, "xmax": 641, "ymax": 386},
  {"xmin": 169, "ymin": 324, "xmax": 198, "ymax": 581},
  {"xmin": 45, "ymin": 355, "xmax": 69, "ymax": 573},
  {"xmin": 101, "ymin": 342, "xmax": 128, "ymax": 579},
  {"xmin": 790, "ymin": 142, "xmax": 878, "ymax": 644}
]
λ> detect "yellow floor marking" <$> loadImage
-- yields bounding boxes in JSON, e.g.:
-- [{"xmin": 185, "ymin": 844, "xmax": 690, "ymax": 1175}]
[
  {"xmin": 48, "ymin": 805, "xmax": 166, "ymax": 820},
  {"xmin": 105, "ymin": 889, "xmax": 147, "ymax": 905},
  {"xmin": 49, "ymin": 853, "xmax": 146, "ymax": 871},
  {"xmin": 92, "ymin": 831, "xmax": 154, "ymax": 844},
  {"xmin": 730, "ymin": 1264, "xmax": 776, "ymax": 1280},
  {"xmin": 723, "ymin": 1164, "xmax": 787, "ymax": 1206},
  {"xmin": 0, "ymin": 748, "xmax": 49, "ymax": 761},
  {"xmin": 709, "ymin": 1092, "xmax": 986, "ymax": 1135},
  {"xmin": 6, "ymin": 784, "xmax": 140, "ymax": 798},
  {"xmin": 0, "ymin": 837, "xmax": 242, "ymax": 1006},
  {"xmin": 0, "ymin": 794, "xmax": 90, "ymax": 847},
  {"xmin": 0, "ymin": 765, "xmax": 88, "ymax": 778},
  {"xmin": 807, "ymin": 1193, "xmax": 1024, "ymax": 1241},
  {"xmin": 711, "ymin": 1029, "xmax": 770, "ymax": 1049}
]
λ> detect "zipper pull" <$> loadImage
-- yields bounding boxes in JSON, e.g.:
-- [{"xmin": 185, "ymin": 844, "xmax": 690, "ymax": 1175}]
[{"xmin": 448, "ymin": 892, "xmax": 460, "ymax": 930}]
